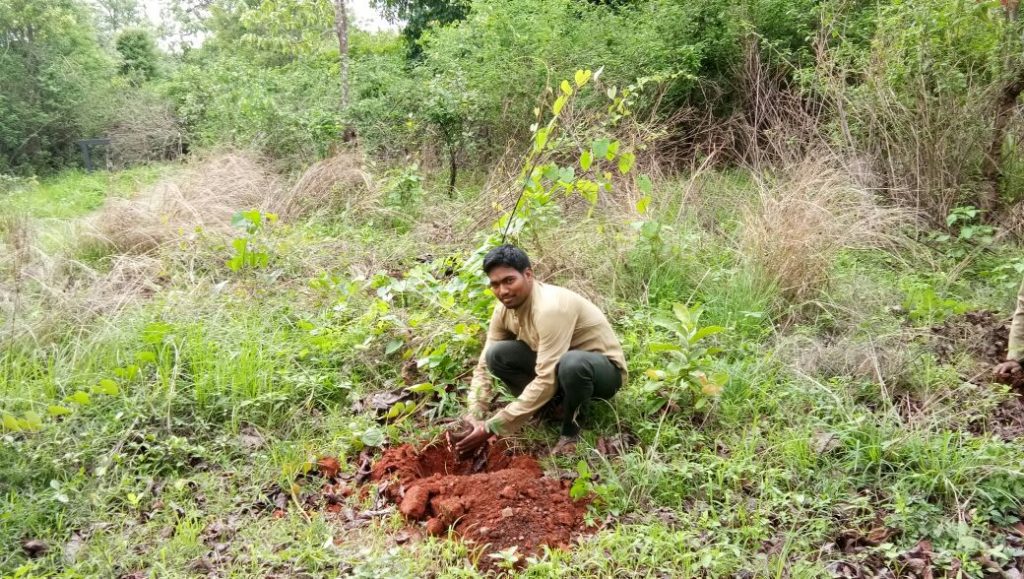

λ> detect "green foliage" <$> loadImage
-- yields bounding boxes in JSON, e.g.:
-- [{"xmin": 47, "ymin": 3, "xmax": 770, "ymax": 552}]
[
  {"xmin": 371, "ymin": 0, "xmax": 470, "ymax": 57},
  {"xmin": 899, "ymin": 275, "xmax": 971, "ymax": 323},
  {"xmin": 0, "ymin": 0, "xmax": 118, "ymax": 172},
  {"xmin": 0, "ymin": 164, "xmax": 166, "ymax": 219},
  {"xmin": 225, "ymin": 210, "xmax": 277, "ymax": 272},
  {"xmin": 636, "ymin": 303, "xmax": 728, "ymax": 414},
  {"xmin": 811, "ymin": 0, "xmax": 1024, "ymax": 216},
  {"xmin": 115, "ymin": 28, "xmax": 160, "ymax": 83}
]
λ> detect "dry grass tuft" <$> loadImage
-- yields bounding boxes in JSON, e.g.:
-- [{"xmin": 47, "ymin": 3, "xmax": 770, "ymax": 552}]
[
  {"xmin": 88, "ymin": 152, "xmax": 282, "ymax": 255},
  {"xmin": 739, "ymin": 158, "xmax": 910, "ymax": 305},
  {"xmin": 277, "ymin": 150, "xmax": 376, "ymax": 219}
]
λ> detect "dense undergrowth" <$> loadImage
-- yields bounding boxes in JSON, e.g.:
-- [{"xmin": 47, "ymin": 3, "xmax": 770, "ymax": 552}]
[
  {"xmin": 2, "ymin": 139, "xmax": 1024, "ymax": 577},
  {"xmin": 5, "ymin": 0, "xmax": 1024, "ymax": 576}
]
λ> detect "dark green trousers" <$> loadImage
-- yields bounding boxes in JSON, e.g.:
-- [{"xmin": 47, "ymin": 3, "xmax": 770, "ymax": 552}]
[{"xmin": 485, "ymin": 340, "xmax": 621, "ymax": 437}]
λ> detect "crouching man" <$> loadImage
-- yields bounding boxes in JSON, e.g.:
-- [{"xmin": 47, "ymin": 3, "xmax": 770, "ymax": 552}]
[
  {"xmin": 453, "ymin": 245, "xmax": 627, "ymax": 455},
  {"xmin": 994, "ymin": 278, "xmax": 1024, "ymax": 380}
]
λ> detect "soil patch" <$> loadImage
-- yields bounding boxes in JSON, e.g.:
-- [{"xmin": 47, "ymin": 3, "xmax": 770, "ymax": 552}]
[
  {"xmin": 370, "ymin": 439, "xmax": 590, "ymax": 561},
  {"xmin": 930, "ymin": 310, "xmax": 1009, "ymax": 370},
  {"xmin": 927, "ymin": 310, "xmax": 1024, "ymax": 439}
]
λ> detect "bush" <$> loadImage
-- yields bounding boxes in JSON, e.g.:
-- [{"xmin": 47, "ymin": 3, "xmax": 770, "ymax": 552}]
[
  {"xmin": 810, "ymin": 0, "xmax": 1024, "ymax": 220},
  {"xmin": 0, "ymin": 0, "xmax": 118, "ymax": 172}
]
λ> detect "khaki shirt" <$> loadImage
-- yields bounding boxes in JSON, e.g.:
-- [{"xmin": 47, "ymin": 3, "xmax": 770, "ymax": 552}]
[
  {"xmin": 1009, "ymin": 279, "xmax": 1024, "ymax": 361},
  {"xmin": 467, "ymin": 281, "xmax": 627, "ymax": 434}
]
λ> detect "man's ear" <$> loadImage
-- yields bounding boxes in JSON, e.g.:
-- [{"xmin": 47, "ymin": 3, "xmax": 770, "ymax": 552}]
[{"xmin": 524, "ymin": 267, "xmax": 534, "ymax": 280}]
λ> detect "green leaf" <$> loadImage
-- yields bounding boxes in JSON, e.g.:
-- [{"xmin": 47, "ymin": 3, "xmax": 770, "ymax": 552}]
[
  {"xmin": 672, "ymin": 303, "xmax": 693, "ymax": 326},
  {"xmin": 638, "ymin": 174, "xmax": 653, "ymax": 195},
  {"xmin": 648, "ymin": 342, "xmax": 683, "ymax": 353},
  {"xmin": 360, "ymin": 427, "xmax": 386, "ymax": 447},
  {"xmin": 232, "ymin": 238, "xmax": 248, "ymax": 253},
  {"xmin": 67, "ymin": 391, "xmax": 91, "ymax": 406},
  {"xmin": 575, "ymin": 460, "xmax": 590, "ymax": 479},
  {"xmin": 606, "ymin": 141, "xmax": 620, "ymax": 161},
  {"xmin": 534, "ymin": 128, "xmax": 549, "ymax": 151},
  {"xmin": 618, "ymin": 152, "xmax": 636, "ymax": 174},
  {"xmin": 406, "ymin": 382, "xmax": 436, "ymax": 394},
  {"xmin": 48, "ymin": 405, "xmax": 72, "ymax": 417},
  {"xmin": 691, "ymin": 326, "xmax": 725, "ymax": 343},
  {"xmin": 574, "ymin": 69, "xmax": 592, "ymax": 88},
  {"xmin": 576, "ymin": 180, "xmax": 599, "ymax": 204},
  {"xmin": 636, "ymin": 195, "xmax": 651, "ymax": 214},
  {"xmin": 591, "ymin": 139, "xmax": 610, "ymax": 160},
  {"xmin": 606, "ymin": 86, "xmax": 617, "ymax": 100},
  {"xmin": 553, "ymin": 95, "xmax": 567, "ymax": 115},
  {"xmin": 385, "ymin": 339, "xmax": 403, "ymax": 356},
  {"xmin": 560, "ymin": 80, "xmax": 572, "ymax": 95},
  {"xmin": 2, "ymin": 413, "xmax": 22, "ymax": 432},
  {"xmin": 558, "ymin": 166, "xmax": 575, "ymax": 184},
  {"xmin": 644, "ymin": 368, "xmax": 666, "ymax": 380},
  {"xmin": 580, "ymin": 150, "xmax": 593, "ymax": 171},
  {"xmin": 22, "ymin": 411, "xmax": 43, "ymax": 431},
  {"xmin": 135, "ymin": 351, "xmax": 157, "ymax": 364},
  {"xmin": 141, "ymin": 322, "xmax": 172, "ymax": 345},
  {"xmin": 93, "ymin": 379, "xmax": 119, "ymax": 396}
]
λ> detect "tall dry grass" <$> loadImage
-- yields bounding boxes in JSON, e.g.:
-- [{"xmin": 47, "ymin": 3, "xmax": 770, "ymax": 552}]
[
  {"xmin": 738, "ymin": 158, "xmax": 911, "ymax": 305},
  {"xmin": 277, "ymin": 150, "xmax": 376, "ymax": 219},
  {"xmin": 87, "ymin": 152, "xmax": 283, "ymax": 255}
]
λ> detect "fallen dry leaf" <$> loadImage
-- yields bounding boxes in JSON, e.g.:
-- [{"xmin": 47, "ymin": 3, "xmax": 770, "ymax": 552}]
[
  {"xmin": 317, "ymin": 456, "xmax": 341, "ymax": 479},
  {"xmin": 865, "ymin": 527, "xmax": 890, "ymax": 544},
  {"xmin": 1010, "ymin": 522, "xmax": 1024, "ymax": 538}
]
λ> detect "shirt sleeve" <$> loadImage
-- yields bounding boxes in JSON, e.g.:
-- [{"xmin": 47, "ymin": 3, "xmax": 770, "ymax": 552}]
[
  {"xmin": 487, "ymin": 305, "xmax": 576, "ymax": 434},
  {"xmin": 467, "ymin": 306, "xmax": 513, "ymax": 419},
  {"xmin": 1008, "ymin": 278, "xmax": 1024, "ymax": 361}
]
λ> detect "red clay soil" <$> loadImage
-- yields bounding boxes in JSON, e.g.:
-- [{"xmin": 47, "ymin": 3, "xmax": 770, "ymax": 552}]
[{"xmin": 370, "ymin": 439, "xmax": 590, "ymax": 558}]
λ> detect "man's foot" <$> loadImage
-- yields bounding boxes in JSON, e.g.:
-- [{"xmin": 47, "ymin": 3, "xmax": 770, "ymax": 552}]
[{"xmin": 551, "ymin": 435, "xmax": 578, "ymax": 457}]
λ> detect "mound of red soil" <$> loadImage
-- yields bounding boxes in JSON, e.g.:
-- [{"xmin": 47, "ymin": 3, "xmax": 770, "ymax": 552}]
[{"xmin": 371, "ymin": 439, "xmax": 590, "ymax": 559}]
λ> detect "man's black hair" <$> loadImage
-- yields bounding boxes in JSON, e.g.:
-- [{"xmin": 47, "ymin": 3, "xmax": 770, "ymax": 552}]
[{"xmin": 482, "ymin": 244, "xmax": 532, "ymax": 274}]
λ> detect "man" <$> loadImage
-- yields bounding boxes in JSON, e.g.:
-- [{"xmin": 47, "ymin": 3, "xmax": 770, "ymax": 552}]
[
  {"xmin": 994, "ymin": 280, "xmax": 1024, "ymax": 379},
  {"xmin": 453, "ymin": 245, "xmax": 627, "ymax": 455}
]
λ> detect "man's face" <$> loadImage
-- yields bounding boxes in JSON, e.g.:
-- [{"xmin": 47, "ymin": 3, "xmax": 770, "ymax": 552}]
[{"xmin": 487, "ymin": 265, "xmax": 534, "ymax": 309}]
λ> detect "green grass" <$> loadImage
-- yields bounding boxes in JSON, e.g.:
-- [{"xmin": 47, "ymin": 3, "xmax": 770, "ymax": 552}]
[
  {"xmin": 2, "ymin": 163, "xmax": 1024, "ymax": 578},
  {"xmin": 0, "ymin": 165, "xmax": 172, "ymax": 220}
]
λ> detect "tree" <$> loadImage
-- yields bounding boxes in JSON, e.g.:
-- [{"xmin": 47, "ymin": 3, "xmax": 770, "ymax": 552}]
[
  {"xmin": 370, "ymin": 0, "xmax": 469, "ymax": 56},
  {"xmin": 333, "ymin": 1, "xmax": 350, "ymax": 112},
  {"xmin": 0, "ymin": 0, "xmax": 117, "ymax": 172},
  {"xmin": 116, "ymin": 28, "xmax": 159, "ymax": 82},
  {"xmin": 91, "ymin": 0, "xmax": 143, "ymax": 39}
]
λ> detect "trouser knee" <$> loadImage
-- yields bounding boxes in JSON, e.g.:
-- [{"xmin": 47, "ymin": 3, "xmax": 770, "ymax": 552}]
[
  {"xmin": 556, "ymin": 350, "xmax": 593, "ymax": 391},
  {"xmin": 486, "ymin": 340, "xmax": 535, "ymax": 372}
]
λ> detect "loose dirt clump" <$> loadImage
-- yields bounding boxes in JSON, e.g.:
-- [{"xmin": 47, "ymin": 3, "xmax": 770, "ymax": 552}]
[{"xmin": 370, "ymin": 439, "xmax": 590, "ymax": 560}]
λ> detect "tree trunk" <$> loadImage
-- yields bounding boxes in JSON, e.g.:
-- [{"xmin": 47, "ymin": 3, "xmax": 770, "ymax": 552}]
[
  {"xmin": 447, "ymin": 144, "xmax": 458, "ymax": 197},
  {"xmin": 333, "ymin": 0, "xmax": 354, "ymax": 141},
  {"xmin": 980, "ymin": 69, "xmax": 1024, "ymax": 217}
]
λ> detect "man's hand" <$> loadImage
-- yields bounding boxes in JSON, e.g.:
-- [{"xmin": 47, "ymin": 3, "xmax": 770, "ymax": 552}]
[
  {"xmin": 994, "ymin": 360, "xmax": 1022, "ymax": 377},
  {"xmin": 453, "ymin": 419, "xmax": 490, "ymax": 456}
]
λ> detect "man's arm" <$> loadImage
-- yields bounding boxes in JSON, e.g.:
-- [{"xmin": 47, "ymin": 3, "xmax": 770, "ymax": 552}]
[
  {"xmin": 486, "ymin": 308, "xmax": 575, "ymax": 435},
  {"xmin": 1008, "ymin": 279, "xmax": 1024, "ymax": 361},
  {"xmin": 995, "ymin": 278, "xmax": 1024, "ymax": 376},
  {"xmin": 466, "ymin": 306, "xmax": 511, "ymax": 419}
]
